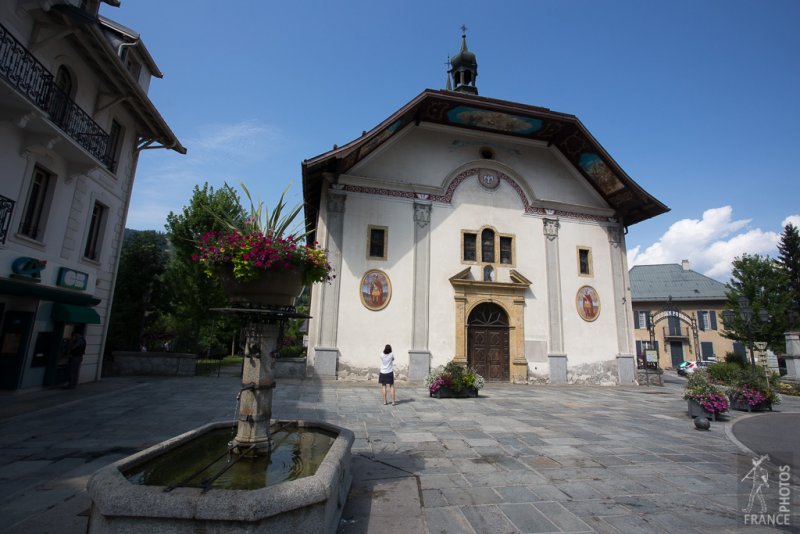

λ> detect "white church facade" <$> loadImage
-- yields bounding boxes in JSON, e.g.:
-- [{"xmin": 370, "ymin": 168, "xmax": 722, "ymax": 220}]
[{"xmin": 302, "ymin": 34, "xmax": 667, "ymax": 385}]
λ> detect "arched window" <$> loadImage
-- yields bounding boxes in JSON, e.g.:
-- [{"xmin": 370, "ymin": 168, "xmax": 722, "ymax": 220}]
[
  {"xmin": 55, "ymin": 65, "xmax": 74, "ymax": 96},
  {"xmin": 481, "ymin": 228, "xmax": 494, "ymax": 263}
]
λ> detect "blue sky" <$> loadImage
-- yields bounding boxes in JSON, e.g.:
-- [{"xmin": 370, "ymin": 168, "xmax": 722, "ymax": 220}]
[{"xmin": 102, "ymin": 0, "xmax": 800, "ymax": 282}]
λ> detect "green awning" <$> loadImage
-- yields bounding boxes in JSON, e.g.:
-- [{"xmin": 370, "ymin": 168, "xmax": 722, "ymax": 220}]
[
  {"xmin": 51, "ymin": 303, "xmax": 101, "ymax": 324},
  {"xmin": 0, "ymin": 277, "xmax": 100, "ymax": 305}
]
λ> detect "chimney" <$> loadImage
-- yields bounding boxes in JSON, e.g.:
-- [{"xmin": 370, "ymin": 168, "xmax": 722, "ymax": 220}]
[{"xmin": 681, "ymin": 259, "xmax": 690, "ymax": 271}]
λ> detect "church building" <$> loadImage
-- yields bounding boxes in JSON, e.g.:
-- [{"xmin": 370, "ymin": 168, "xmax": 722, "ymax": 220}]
[{"xmin": 302, "ymin": 33, "xmax": 668, "ymax": 385}]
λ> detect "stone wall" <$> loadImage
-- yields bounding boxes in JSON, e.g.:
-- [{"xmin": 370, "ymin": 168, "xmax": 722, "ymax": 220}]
[{"xmin": 110, "ymin": 351, "xmax": 197, "ymax": 376}]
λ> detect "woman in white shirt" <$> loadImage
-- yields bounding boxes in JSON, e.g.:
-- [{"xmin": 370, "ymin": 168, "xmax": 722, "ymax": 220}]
[{"xmin": 379, "ymin": 344, "xmax": 396, "ymax": 406}]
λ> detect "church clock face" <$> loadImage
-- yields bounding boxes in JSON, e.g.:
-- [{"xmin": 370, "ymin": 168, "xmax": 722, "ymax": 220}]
[{"xmin": 478, "ymin": 170, "xmax": 500, "ymax": 190}]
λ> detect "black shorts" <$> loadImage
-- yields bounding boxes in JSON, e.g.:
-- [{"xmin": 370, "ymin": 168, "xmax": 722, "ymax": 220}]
[{"xmin": 379, "ymin": 372, "xmax": 394, "ymax": 385}]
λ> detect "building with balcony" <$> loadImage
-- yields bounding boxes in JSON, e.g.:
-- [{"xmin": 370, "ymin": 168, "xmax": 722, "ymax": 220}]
[
  {"xmin": 0, "ymin": 0, "xmax": 184, "ymax": 390},
  {"xmin": 630, "ymin": 261, "xmax": 742, "ymax": 369}
]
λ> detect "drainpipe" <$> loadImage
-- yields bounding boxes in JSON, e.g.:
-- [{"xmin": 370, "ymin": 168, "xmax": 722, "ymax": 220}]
[{"xmin": 117, "ymin": 39, "xmax": 139, "ymax": 59}]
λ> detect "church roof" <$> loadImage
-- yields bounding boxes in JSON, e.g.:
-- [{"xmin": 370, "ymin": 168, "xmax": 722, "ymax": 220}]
[
  {"xmin": 303, "ymin": 89, "xmax": 668, "ymax": 237},
  {"xmin": 630, "ymin": 264, "xmax": 728, "ymax": 302}
]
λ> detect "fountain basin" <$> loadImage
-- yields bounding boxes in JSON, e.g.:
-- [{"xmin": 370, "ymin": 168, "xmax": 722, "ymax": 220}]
[{"xmin": 87, "ymin": 420, "xmax": 353, "ymax": 534}]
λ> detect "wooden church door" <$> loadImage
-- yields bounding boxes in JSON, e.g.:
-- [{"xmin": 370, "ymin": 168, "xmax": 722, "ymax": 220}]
[{"xmin": 467, "ymin": 303, "xmax": 509, "ymax": 381}]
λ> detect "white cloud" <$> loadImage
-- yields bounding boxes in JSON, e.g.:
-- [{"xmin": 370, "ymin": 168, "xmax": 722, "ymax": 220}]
[
  {"xmin": 782, "ymin": 214, "xmax": 800, "ymax": 229},
  {"xmin": 627, "ymin": 206, "xmax": 781, "ymax": 282}
]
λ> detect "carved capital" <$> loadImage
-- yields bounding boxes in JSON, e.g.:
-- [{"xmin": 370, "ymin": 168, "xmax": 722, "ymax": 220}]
[
  {"xmin": 413, "ymin": 201, "xmax": 431, "ymax": 228},
  {"xmin": 607, "ymin": 227, "xmax": 623, "ymax": 248},
  {"xmin": 543, "ymin": 218, "xmax": 560, "ymax": 241},
  {"xmin": 326, "ymin": 189, "xmax": 346, "ymax": 214}
]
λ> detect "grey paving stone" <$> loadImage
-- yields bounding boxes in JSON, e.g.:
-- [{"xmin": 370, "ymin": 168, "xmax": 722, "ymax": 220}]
[
  {"xmin": 440, "ymin": 486, "xmax": 503, "ymax": 506},
  {"xmin": 532, "ymin": 501, "xmax": 593, "ymax": 532},
  {"xmin": 461, "ymin": 504, "xmax": 520, "ymax": 533},
  {"xmin": 424, "ymin": 506, "xmax": 478, "ymax": 534},
  {"xmin": 500, "ymin": 502, "xmax": 560, "ymax": 532}
]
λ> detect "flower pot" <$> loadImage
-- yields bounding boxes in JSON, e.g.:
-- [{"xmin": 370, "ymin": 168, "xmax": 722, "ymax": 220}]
[
  {"xmin": 430, "ymin": 387, "xmax": 479, "ymax": 399},
  {"xmin": 687, "ymin": 399, "xmax": 722, "ymax": 421},
  {"xmin": 730, "ymin": 399, "xmax": 772, "ymax": 412},
  {"xmin": 220, "ymin": 267, "xmax": 304, "ymax": 306}
]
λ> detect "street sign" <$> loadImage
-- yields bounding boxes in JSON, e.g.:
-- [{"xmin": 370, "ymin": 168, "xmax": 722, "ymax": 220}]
[{"xmin": 645, "ymin": 350, "xmax": 658, "ymax": 362}]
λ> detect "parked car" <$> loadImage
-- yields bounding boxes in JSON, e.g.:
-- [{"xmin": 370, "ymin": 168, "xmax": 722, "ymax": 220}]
[{"xmin": 677, "ymin": 360, "xmax": 712, "ymax": 376}]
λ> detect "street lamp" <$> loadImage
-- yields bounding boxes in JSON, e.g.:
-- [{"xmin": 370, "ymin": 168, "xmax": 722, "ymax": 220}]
[{"xmin": 722, "ymin": 296, "xmax": 769, "ymax": 372}]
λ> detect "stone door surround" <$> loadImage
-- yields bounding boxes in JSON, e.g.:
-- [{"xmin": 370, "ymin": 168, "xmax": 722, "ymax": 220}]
[{"xmin": 450, "ymin": 268, "xmax": 530, "ymax": 382}]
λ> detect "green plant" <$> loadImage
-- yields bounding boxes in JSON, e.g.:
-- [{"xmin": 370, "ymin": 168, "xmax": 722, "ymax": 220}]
[
  {"xmin": 724, "ymin": 352, "xmax": 746, "ymax": 366},
  {"xmin": 707, "ymin": 362, "xmax": 744, "ymax": 384},
  {"xmin": 425, "ymin": 361, "xmax": 484, "ymax": 394},
  {"xmin": 683, "ymin": 370, "xmax": 729, "ymax": 413},
  {"xmin": 731, "ymin": 370, "xmax": 782, "ymax": 406}
]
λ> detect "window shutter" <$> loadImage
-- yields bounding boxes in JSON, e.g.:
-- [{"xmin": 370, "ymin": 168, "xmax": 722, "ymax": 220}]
[
  {"xmin": 636, "ymin": 340, "xmax": 642, "ymax": 356},
  {"xmin": 710, "ymin": 311, "xmax": 717, "ymax": 330},
  {"xmin": 645, "ymin": 311, "xmax": 651, "ymax": 329},
  {"xmin": 701, "ymin": 342, "xmax": 714, "ymax": 359},
  {"xmin": 634, "ymin": 312, "xmax": 640, "ymax": 329},
  {"xmin": 698, "ymin": 312, "xmax": 705, "ymax": 331}
]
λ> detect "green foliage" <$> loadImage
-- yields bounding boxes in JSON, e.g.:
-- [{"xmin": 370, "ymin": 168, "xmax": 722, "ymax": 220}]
[
  {"xmin": 106, "ymin": 230, "xmax": 169, "ymax": 353},
  {"xmin": 722, "ymin": 253, "xmax": 792, "ymax": 351},
  {"xmin": 723, "ymin": 352, "xmax": 745, "ymax": 365},
  {"xmin": 777, "ymin": 223, "xmax": 800, "ymax": 320},
  {"xmin": 707, "ymin": 362, "xmax": 744, "ymax": 384},
  {"xmin": 731, "ymin": 368, "xmax": 782, "ymax": 405},
  {"xmin": 163, "ymin": 183, "xmax": 245, "ymax": 354}
]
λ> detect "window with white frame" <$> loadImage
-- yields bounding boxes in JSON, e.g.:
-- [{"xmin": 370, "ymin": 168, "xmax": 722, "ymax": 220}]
[
  {"xmin": 18, "ymin": 166, "xmax": 54, "ymax": 241},
  {"xmin": 84, "ymin": 202, "xmax": 108, "ymax": 261},
  {"xmin": 637, "ymin": 311, "xmax": 649, "ymax": 329}
]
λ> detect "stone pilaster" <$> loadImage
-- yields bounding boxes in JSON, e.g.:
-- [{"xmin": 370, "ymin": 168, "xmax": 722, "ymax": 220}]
[
  {"xmin": 608, "ymin": 227, "xmax": 637, "ymax": 384},
  {"xmin": 409, "ymin": 200, "xmax": 432, "ymax": 380},
  {"xmin": 785, "ymin": 332, "xmax": 800, "ymax": 381},
  {"xmin": 313, "ymin": 187, "xmax": 346, "ymax": 379},
  {"xmin": 543, "ymin": 218, "xmax": 566, "ymax": 383}
]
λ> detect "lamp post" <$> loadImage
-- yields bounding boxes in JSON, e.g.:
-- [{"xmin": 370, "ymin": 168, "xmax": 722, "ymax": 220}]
[{"xmin": 723, "ymin": 296, "xmax": 769, "ymax": 373}]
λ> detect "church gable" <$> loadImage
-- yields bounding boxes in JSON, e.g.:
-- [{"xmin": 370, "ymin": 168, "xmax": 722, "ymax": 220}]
[
  {"xmin": 347, "ymin": 124, "xmax": 611, "ymax": 214},
  {"xmin": 303, "ymin": 90, "xmax": 668, "ymax": 239}
]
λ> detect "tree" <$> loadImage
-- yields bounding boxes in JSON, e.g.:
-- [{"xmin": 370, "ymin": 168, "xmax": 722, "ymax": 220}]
[
  {"xmin": 163, "ymin": 183, "xmax": 244, "ymax": 354},
  {"xmin": 777, "ymin": 222, "xmax": 800, "ymax": 322},
  {"xmin": 722, "ymin": 254, "xmax": 791, "ymax": 352},
  {"xmin": 107, "ymin": 230, "xmax": 169, "ymax": 353}
]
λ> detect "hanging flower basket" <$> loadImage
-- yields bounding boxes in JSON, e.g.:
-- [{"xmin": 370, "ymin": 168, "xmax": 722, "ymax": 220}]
[{"xmin": 219, "ymin": 266, "xmax": 304, "ymax": 306}]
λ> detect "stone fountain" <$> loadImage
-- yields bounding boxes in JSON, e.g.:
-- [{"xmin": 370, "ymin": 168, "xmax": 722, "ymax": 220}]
[{"xmin": 87, "ymin": 285, "xmax": 353, "ymax": 533}]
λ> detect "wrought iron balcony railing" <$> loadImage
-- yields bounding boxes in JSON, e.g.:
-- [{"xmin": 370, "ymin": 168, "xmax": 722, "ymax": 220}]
[
  {"xmin": 0, "ymin": 22, "xmax": 112, "ymax": 169},
  {"xmin": 0, "ymin": 195, "xmax": 14, "ymax": 244}
]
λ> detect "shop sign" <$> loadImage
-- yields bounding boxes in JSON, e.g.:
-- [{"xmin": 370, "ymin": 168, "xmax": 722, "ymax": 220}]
[{"xmin": 56, "ymin": 267, "xmax": 89, "ymax": 291}]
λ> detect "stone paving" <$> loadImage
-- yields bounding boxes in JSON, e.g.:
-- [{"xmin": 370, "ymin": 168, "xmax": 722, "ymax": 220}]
[{"xmin": 0, "ymin": 372, "xmax": 798, "ymax": 533}]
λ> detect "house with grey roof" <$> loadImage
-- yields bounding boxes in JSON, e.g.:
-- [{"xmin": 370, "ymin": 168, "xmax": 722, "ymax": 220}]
[{"xmin": 630, "ymin": 261, "xmax": 743, "ymax": 369}]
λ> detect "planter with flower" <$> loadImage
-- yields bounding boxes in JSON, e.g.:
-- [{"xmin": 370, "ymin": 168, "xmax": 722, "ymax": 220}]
[
  {"xmin": 683, "ymin": 370, "xmax": 729, "ymax": 421},
  {"xmin": 425, "ymin": 361, "xmax": 484, "ymax": 398},
  {"xmin": 193, "ymin": 183, "xmax": 333, "ymax": 306},
  {"xmin": 728, "ymin": 375, "xmax": 780, "ymax": 412}
]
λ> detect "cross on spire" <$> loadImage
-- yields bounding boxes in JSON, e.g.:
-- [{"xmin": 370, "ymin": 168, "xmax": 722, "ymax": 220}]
[{"xmin": 460, "ymin": 24, "xmax": 468, "ymax": 36}]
